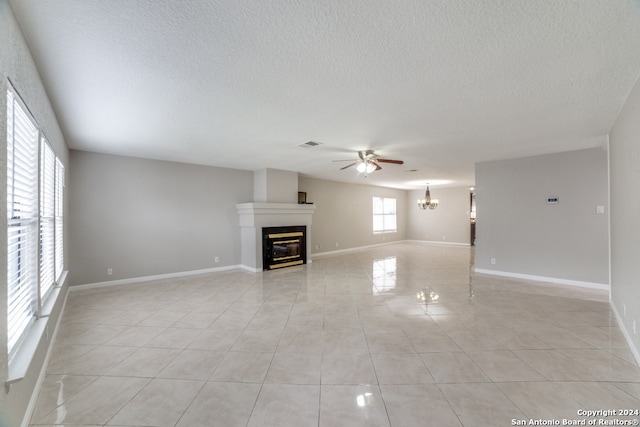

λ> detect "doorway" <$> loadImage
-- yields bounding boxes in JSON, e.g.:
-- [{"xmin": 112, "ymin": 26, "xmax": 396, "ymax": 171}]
[{"xmin": 470, "ymin": 188, "xmax": 476, "ymax": 245}]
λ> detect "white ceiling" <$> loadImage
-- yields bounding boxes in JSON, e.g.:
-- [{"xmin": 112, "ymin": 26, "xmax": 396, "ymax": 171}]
[{"xmin": 8, "ymin": 0, "xmax": 640, "ymax": 189}]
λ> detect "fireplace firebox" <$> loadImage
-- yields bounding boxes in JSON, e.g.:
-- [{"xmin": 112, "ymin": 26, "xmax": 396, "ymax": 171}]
[{"xmin": 262, "ymin": 226, "xmax": 307, "ymax": 270}]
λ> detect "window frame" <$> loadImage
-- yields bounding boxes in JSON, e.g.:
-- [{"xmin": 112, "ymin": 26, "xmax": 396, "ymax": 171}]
[
  {"xmin": 372, "ymin": 196, "xmax": 397, "ymax": 234},
  {"xmin": 6, "ymin": 81, "xmax": 65, "ymax": 362},
  {"xmin": 54, "ymin": 158, "xmax": 64, "ymax": 282},
  {"xmin": 39, "ymin": 137, "xmax": 56, "ymax": 301},
  {"xmin": 6, "ymin": 83, "xmax": 40, "ymax": 360}
]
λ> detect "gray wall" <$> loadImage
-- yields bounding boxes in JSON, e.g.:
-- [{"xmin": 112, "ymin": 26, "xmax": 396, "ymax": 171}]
[
  {"xmin": 407, "ymin": 186, "xmax": 471, "ymax": 245},
  {"xmin": 254, "ymin": 168, "xmax": 298, "ymax": 203},
  {"xmin": 610, "ymin": 75, "xmax": 640, "ymax": 358},
  {"xmin": 0, "ymin": 1, "xmax": 70, "ymax": 425},
  {"xmin": 298, "ymin": 177, "xmax": 407, "ymax": 254},
  {"xmin": 68, "ymin": 151, "xmax": 253, "ymax": 285},
  {"xmin": 475, "ymin": 147, "xmax": 609, "ymax": 285}
]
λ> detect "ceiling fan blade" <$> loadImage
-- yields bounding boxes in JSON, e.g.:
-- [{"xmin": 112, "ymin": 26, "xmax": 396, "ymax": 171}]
[
  {"xmin": 340, "ymin": 162, "xmax": 359, "ymax": 170},
  {"xmin": 337, "ymin": 150, "xmax": 401, "ymax": 172},
  {"xmin": 376, "ymin": 158, "xmax": 404, "ymax": 164}
]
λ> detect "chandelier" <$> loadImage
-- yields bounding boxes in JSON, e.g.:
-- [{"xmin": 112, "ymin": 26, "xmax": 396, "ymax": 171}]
[{"xmin": 417, "ymin": 184, "xmax": 439, "ymax": 210}]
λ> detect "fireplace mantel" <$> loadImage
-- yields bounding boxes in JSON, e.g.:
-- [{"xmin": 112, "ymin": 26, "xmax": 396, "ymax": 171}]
[
  {"xmin": 236, "ymin": 202, "xmax": 316, "ymax": 226},
  {"xmin": 236, "ymin": 202, "xmax": 316, "ymax": 271}
]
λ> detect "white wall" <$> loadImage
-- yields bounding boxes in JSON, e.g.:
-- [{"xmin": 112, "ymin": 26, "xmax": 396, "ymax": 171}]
[
  {"xmin": 68, "ymin": 150, "xmax": 253, "ymax": 285},
  {"xmin": 407, "ymin": 186, "xmax": 471, "ymax": 245},
  {"xmin": 609, "ymin": 74, "xmax": 640, "ymax": 361},
  {"xmin": 298, "ymin": 177, "xmax": 407, "ymax": 254},
  {"xmin": 0, "ymin": 2, "xmax": 70, "ymax": 425},
  {"xmin": 475, "ymin": 147, "xmax": 609, "ymax": 286}
]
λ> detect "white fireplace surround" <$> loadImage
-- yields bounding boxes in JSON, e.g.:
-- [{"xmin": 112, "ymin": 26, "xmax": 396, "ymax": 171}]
[{"xmin": 236, "ymin": 202, "xmax": 316, "ymax": 272}]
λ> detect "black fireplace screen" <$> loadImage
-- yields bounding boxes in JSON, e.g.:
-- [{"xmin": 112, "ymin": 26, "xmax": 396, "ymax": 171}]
[
  {"xmin": 262, "ymin": 226, "xmax": 306, "ymax": 270},
  {"xmin": 273, "ymin": 240, "xmax": 300, "ymax": 260}
]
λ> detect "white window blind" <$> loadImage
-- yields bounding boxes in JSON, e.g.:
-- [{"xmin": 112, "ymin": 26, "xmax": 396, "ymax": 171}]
[
  {"xmin": 54, "ymin": 158, "xmax": 64, "ymax": 281},
  {"xmin": 39, "ymin": 139, "xmax": 56, "ymax": 299},
  {"xmin": 7, "ymin": 85, "xmax": 39, "ymax": 358},
  {"xmin": 372, "ymin": 197, "xmax": 397, "ymax": 233}
]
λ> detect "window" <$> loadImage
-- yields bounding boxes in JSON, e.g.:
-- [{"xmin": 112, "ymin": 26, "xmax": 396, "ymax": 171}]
[
  {"xmin": 39, "ymin": 139, "xmax": 56, "ymax": 299},
  {"xmin": 55, "ymin": 158, "xmax": 64, "ymax": 281},
  {"xmin": 6, "ymin": 83, "xmax": 65, "ymax": 360},
  {"xmin": 7, "ymin": 85, "xmax": 39, "ymax": 358},
  {"xmin": 372, "ymin": 197, "xmax": 396, "ymax": 233}
]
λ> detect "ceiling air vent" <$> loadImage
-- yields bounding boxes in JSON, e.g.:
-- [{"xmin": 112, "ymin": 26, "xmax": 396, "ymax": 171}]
[{"xmin": 299, "ymin": 141, "xmax": 322, "ymax": 148}]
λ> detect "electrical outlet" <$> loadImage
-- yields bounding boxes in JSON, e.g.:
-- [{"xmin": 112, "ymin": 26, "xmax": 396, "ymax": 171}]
[
  {"xmin": 624, "ymin": 304, "xmax": 627, "ymax": 317},
  {"xmin": 107, "ymin": 268, "xmax": 113, "ymax": 275},
  {"xmin": 490, "ymin": 258, "xmax": 496, "ymax": 265},
  {"xmin": 443, "ymin": 236, "xmax": 446, "ymax": 240},
  {"xmin": 634, "ymin": 320, "xmax": 637, "ymax": 335},
  {"xmin": 335, "ymin": 242, "xmax": 339, "ymax": 248},
  {"xmin": 214, "ymin": 257, "xmax": 219, "ymax": 263}
]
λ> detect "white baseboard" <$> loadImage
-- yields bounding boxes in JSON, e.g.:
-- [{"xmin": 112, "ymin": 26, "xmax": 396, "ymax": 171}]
[
  {"xmin": 71, "ymin": 265, "xmax": 242, "ymax": 291},
  {"xmin": 609, "ymin": 301, "xmax": 640, "ymax": 368},
  {"xmin": 239, "ymin": 265, "xmax": 262, "ymax": 273},
  {"xmin": 405, "ymin": 239, "xmax": 471, "ymax": 247},
  {"xmin": 73, "ymin": 259, "xmax": 319, "ymax": 290},
  {"xmin": 474, "ymin": 268, "xmax": 609, "ymax": 291},
  {"xmin": 311, "ymin": 241, "xmax": 403, "ymax": 259},
  {"xmin": 311, "ymin": 240, "xmax": 469, "ymax": 259}
]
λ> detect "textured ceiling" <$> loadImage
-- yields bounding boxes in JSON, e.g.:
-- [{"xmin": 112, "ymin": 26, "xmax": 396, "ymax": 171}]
[{"xmin": 8, "ymin": 0, "xmax": 640, "ymax": 189}]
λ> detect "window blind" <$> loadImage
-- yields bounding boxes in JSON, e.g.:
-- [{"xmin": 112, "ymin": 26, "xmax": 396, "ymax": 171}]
[
  {"xmin": 39, "ymin": 139, "xmax": 56, "ymax": 299},
  {"xmin": 54, "ymin": 158, "xmax": 64, "ymax": 281},
  {"xmin": 7, "ymin": 86, "xmax": 39, "ymax": 358},
  {"xmin": 372, "ymin": 197, "xmax": 397, "ymax": 233}
]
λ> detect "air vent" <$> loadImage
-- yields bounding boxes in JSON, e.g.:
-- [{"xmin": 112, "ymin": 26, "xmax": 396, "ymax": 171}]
[{"xmin": 299, "ymin": 141, "xmax": 322, "ymax": 148}]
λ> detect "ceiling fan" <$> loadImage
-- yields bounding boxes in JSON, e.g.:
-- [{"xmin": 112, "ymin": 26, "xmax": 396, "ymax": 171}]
[{"xmin": 334, "ymin": 150, "xmax": 404, "ymax": 174}]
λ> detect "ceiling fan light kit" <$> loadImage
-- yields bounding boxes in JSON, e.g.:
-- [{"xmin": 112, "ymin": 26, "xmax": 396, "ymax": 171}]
[
  {"xmin": 418, "ymin": 184, "xmax": 439, "ymax": 210},
  {"xmin": 356, "ymin": 161, "xmax": 377, "ymax": 174},
  {"xmin": 335, "ymin": 149, "xmax": 404, "ymax": 175}
]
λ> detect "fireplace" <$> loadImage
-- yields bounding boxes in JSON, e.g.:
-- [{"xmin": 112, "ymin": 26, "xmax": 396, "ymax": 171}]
[
  {"xmin": 236, "ymin": 198, "xmax": 315, "ymax": 272},
  {"xmin": 262, "ymin": 226, "xmax": 307, "ymax": 270}
]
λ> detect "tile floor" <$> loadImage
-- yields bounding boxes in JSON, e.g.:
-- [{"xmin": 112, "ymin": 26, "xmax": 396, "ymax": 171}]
[{"xmin": 30, "ymin": 243, "xmax": 640, "ymax": 426}]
